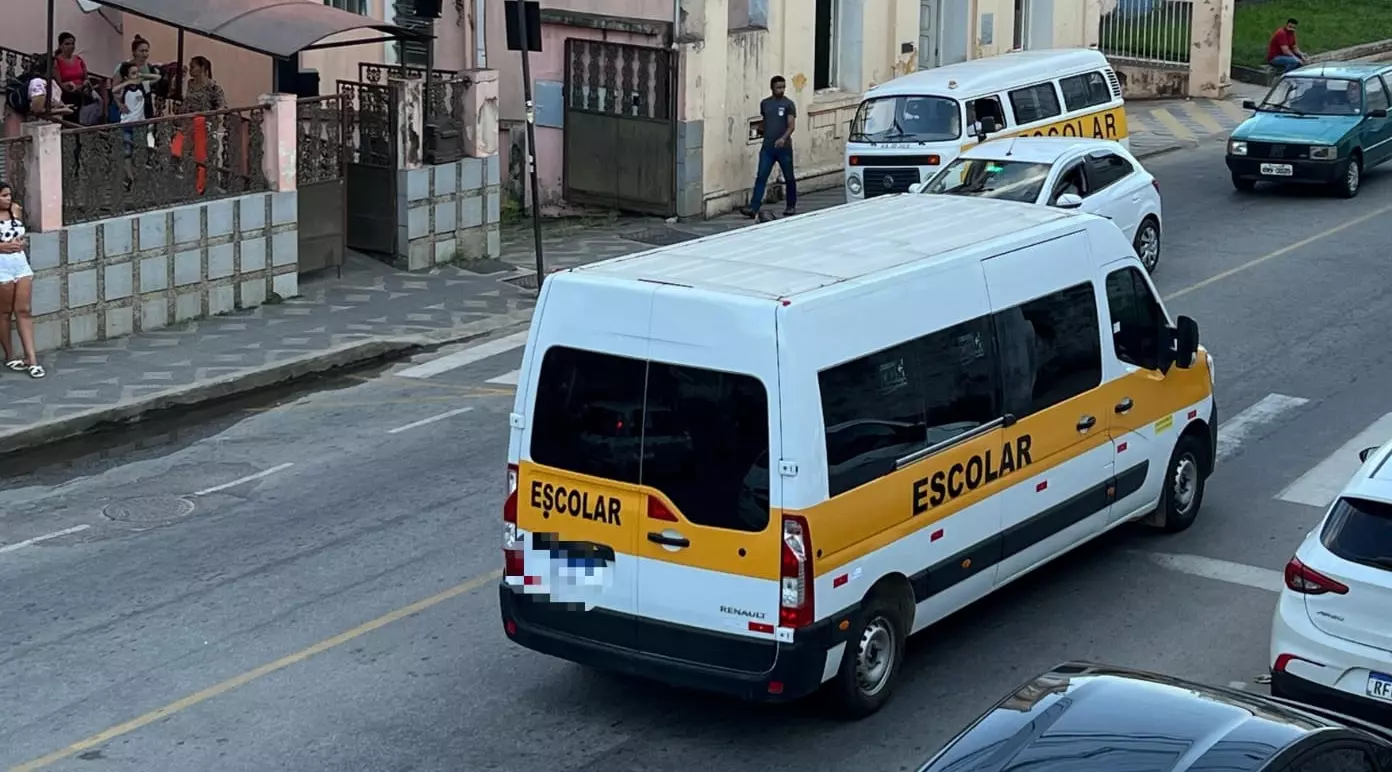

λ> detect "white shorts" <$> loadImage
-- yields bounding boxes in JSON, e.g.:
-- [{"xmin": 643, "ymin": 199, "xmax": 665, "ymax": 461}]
[{"xmin": 0, "ymin": 253, "xmax": 33, "ymax": 284}]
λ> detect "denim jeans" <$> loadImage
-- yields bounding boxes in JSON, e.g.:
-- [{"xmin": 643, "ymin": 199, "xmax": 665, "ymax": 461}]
[
  {"xmin": 1270, "ymin": 55, "xmax": 1302, "ymax": 72},
  {"xmin": 749, "ymin": 144, "xmax": 796, "ymax": 212}
]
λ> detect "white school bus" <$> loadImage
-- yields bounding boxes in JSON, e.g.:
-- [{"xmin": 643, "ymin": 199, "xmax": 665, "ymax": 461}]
[
  {"xmin": 845, "ymin": 48, "xmax": 1128, "ymax": 200},
  {"xmin": 498, "ymin": 194, "xmax": 1215, "ymax": 718}
]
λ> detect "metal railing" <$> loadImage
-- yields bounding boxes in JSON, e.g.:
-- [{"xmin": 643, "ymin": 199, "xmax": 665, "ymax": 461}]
[
  {"xmin": 1099, "ymin": 0, "xmax": 1193, "ymax": 66},
  {"xmin": 60, "ymin": 104, "xmax": 268, "ymax": 225},
  {"xmin": 0, "ymin": 135, "xmax": 32, "ymax": 205},
  {"xmin": 424, "ymin": 77, "xmax": 469, "ymax": 165}
]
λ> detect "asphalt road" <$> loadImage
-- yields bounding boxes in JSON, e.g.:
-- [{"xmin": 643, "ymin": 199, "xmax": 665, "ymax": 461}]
[{"xmin": 5, "ymin": 139, "xmax": 1392, "ymax": 771}]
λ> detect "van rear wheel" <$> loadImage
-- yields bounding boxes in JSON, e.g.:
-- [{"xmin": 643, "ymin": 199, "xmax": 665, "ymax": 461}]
[{"xmin": 826, "ymin": 592, "xmax": 908, "ymax": 719}]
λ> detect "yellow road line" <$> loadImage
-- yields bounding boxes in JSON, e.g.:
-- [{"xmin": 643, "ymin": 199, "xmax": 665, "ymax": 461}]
[
  {"xmin": 1214, "ymin": 98, "xmax": 1251, "ymax": 123},
  {"xmin": 9, "ymin": 569, "xmax": 504, "ymax": 772},
  {"xmin": 1148, "ymin": 107, "xmax": 1196, "ymax": 142},
  {"xmin": 1165, "ymin": 203, "xmax": 1392, "ymax": 301},
  {"xmin": 1127, "ymin": 113, "xmax": 1149, "ymax": 133},
  {"xmin": 1179, "ymin": 101, "xmax": 1226, "ymax": 135}
]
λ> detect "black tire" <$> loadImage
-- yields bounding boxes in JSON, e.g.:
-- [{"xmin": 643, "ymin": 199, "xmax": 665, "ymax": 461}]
[
  {"xmin": 1232, "ymin": 174, "xmax": 1256, "ymax": 192},
  {"xmin": 1151, "ymin": 434, "xmax": 1208, "ymax": 533},
  {"xmin": 826, "ymin": 591, "xmax": 909, "ymax": 719},
  {"xmin": 1133, "ymin": 216, "xmax": 1161, "ymax": 273},
  {"xmin": 1332, "ymin": 154, "xmax": 1362, "ymax": 198}
]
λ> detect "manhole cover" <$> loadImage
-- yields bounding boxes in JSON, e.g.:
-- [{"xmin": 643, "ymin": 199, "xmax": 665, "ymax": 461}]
[
  {"xmin": 102, "ymin": 496, "xmax": 196, "ymax": 524},
  {"xmin": 622, "ymin": 227, "xmax": 701, "ymax": 247},
  {"xmin": 503, "ymin": 272, "xmax": 539, "ymax": 290}
]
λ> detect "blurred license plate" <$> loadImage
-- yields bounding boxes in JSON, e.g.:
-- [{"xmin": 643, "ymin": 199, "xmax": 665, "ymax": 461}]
[
  {"xmin": 1366, "ymin": 672, "xmax": 1392, "ymax": 702},
  {"xmin": 1260, "ymin": 163, "xmax": 1293, "ymax": 176}
]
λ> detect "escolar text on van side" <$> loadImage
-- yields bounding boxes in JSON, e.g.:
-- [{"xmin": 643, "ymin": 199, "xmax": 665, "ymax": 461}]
[
  {"xmin": 530, "ymin": 481, "xmax": 623, "ymax": 525},
  {"xmin": 911, "ymin": 434, "xmax": 1034, "ymax": 515}
]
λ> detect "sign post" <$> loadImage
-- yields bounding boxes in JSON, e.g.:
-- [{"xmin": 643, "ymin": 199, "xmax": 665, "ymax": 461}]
[{"xmin": 505, "ymin": 0, "xmax": 545, "ymax": 288}]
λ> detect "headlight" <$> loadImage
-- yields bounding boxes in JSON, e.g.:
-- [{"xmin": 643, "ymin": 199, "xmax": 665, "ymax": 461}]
[
  {"xmin": 1309, "ymin": 145, "xmax": 1338, "ymax": 160},
  {"xmin": 1228, "ymin": 140, "xmax": 1248, "ymax": 156},
  {"xmin": 846, "ymin": 174, "xmax": 862, "ymax": 195}
]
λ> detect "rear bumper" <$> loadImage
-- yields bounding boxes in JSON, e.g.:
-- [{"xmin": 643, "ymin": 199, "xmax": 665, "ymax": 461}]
[
  {"xmin": 1269, "ymin": 589, "xmax": 1392, "ymax": 723},
  {"xmin": 499, "ymin": 584, "xmax": 848, "ymax": 703},
  {"xmin": 1225, "ymin": 155, "xmax": 1343, "ymax": 184}
]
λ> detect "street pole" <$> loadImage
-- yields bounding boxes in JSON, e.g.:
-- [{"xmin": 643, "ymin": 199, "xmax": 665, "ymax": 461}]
[{"xmin": 512, "ymin": 0, "xmax": 546, "ymax": 289}]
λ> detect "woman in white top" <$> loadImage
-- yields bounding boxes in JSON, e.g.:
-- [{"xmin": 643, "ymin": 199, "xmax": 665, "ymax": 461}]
[{"xmin": 0, "ymin": 180, "xmax": 42, "ymax": 379}]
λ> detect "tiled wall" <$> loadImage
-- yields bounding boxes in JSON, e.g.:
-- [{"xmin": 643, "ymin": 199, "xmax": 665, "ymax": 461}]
[
  {"xmin": 395, "ymin": 155, "xmax": 503, "ymax": 271},
  {"xmin": 26, "ymin": 192, "xmax": 300, "ymax": 350}
]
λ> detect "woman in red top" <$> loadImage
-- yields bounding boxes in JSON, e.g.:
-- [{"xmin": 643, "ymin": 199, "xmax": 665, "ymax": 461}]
[{"xmin": 53, "ymin": 31, "xmax": 99, "ymax": 118}]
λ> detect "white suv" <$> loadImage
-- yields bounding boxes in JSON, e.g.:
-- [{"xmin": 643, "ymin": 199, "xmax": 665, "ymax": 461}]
[{"xmin": 1269, "ymin": 438, "xmax": 1392, "ymax": 723}]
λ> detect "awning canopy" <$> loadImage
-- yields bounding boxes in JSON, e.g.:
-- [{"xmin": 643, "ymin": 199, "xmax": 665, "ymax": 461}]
[{"xmin": 83, "ymin": 0, "xmax": 434, "ymax": 59}]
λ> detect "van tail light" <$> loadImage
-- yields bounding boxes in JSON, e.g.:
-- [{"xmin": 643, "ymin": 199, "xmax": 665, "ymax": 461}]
[
  {"xmin": 503, "ymin": 464, "xmax": 523, "ymax": 577},
  {"xmin": 1283, "ymin": 556, "xmax": 1348, "ymax": 595},
  {"xmin": 779, "ymin": 514, "xmax": 815, "ymax": 628},
  {"xmin": 1152, "ymin": 179, "xmax": 1160, "ymax": 194}
]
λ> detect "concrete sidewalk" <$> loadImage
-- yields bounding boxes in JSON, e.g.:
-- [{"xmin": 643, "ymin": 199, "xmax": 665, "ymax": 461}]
[{"xmin": 0, "ymin": 116, "xmax": 1224, "ymax": 455}]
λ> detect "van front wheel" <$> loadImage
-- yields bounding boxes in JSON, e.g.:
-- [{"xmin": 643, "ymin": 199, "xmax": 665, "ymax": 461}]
[
  {"xmin": 1150, "ymin": 434, "xmax": 1207, "ymax": 533},
  {"xmin": 827, "ymin": 592, "xmax": 908, "ymax": 719}
]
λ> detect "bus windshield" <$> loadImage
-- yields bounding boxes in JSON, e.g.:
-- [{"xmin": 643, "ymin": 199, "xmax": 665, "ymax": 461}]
[{"xmin": 850, "ymin": 95, "xmax": 962, "ymax": 143}]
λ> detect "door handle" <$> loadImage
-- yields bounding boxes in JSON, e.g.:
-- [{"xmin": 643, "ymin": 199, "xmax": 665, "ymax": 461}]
[
  {"xmin": 1077, "ymin": 414, "xmax": 1097, "ymax": 432},
  {"xmin": 1115, "ymin": 397, "xmax": 1134, "ymax": 414},
  {"xmin": 647, "ymin": 532, "xmax": 690, "ymax": 549}
]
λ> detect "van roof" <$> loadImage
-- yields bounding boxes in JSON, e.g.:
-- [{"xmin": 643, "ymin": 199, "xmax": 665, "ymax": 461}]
[
  {"xmin": 570, "ymin": 195, "xmax": 1087, "ymax": 301},
  {"xmin": 868, "ymin": 48, "xmax": 1109, "ymax": 99}
]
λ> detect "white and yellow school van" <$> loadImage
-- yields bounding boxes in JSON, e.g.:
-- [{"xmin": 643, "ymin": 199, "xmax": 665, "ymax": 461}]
[
  {"xmin": 498, "ymin": 194, "xmax": 1216, "ymax": 718},
  {"xmin": 845, "ymin": 47, "xmax": 1128, "ymax": 201}
]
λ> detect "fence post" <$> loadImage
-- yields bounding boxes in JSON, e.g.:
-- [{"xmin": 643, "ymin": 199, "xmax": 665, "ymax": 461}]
[
  {"xmin": 1188, "ymin": 0, "xmax": 1234, "ymax": 98},
  {"xmin": 19, "ymin": 121, "xmax": 62, "ymax": 232},
  {"xmin": 260, "ymin": 93, "xmax": 298, "ymax": 192},
  {"xmin": 463, "ymin": 69, "xmax": 500, "ymax": 158},
  {"xmin": 393, "ymin": 77, "xmax": 424, "ymax": 170}
]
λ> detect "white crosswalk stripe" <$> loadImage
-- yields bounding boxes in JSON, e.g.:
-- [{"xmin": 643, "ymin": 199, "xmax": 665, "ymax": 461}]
[
  {"xmin": 396, "ymin": 330, "xmax": 529, "ymax": 379},
  {"xmin": 486, "ymin": 369, "xmax": 520, "ymax": 386},
  {"xmin": 1215, "ymin": 393, "xmax": 1309, "ymax": 464},
  {"xmin": 1277, "ymin": 412, "xmax": 1392, "ymax": 507}
]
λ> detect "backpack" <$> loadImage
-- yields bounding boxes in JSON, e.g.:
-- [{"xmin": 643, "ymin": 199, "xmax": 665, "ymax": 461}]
[{"xmin": 4, "ymin": 76, "xmax": 32, "ymax": 116}]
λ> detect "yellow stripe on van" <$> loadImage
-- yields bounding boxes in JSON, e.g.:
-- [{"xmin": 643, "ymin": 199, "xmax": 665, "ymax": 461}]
[{"xmin": 963, "ymin": 106, "xmax": 1129, "ymax": 151}]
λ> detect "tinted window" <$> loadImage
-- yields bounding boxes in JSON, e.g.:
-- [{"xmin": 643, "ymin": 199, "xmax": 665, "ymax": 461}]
[
  {"xmin": 820, "ymin": 317, "xmax": 1000, "ymax": 497},
  {"xmin": 1086, "ymin": 152, "xmax": 1134, "ymax": 190},
  {"xmin": 1106, "ymin": 267, "xmax": 1165, "ymax": 369},
  {"xmin": 1009, "ymin": 83, "xmax": 1062, "ymax": 124},
  {"xmin": 1321, "ymin": 497, "xmax": 1392, "ymax": 573},
  {"xmin": 530, "ymin": 346, "xmax": 771, "ymax": 532},
  {"xmin": 1367, "ymin": 77, "xmax": 1390, "ymax": 112},
  {"xmin": 1060, "ymin": 71, "xmax": 1113, "ymax": 111},
  {"xmin": 1291, "ymin": 746, "xmax": 1377, "ymax": 771},
  {"xmin": 994, "ymin": 283, "xmax": 1102, "ymax": 418}
]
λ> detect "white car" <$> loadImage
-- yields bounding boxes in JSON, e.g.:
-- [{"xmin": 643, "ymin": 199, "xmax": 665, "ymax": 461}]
[
  {"xmin": 914, "ymin": 137, "xmax": 1164, "ymax": 273},
  {"xmin": 1269, "ymin": 438, "xmax": 1392, "ymax": 723}
]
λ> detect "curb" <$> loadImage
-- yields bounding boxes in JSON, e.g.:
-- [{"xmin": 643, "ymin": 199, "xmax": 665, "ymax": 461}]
[{"xmin": 0, "ymin": 306, "xmax": 535, "ymax": 456}]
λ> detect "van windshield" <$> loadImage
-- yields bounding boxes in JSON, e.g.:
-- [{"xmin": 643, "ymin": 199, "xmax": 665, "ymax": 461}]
[
  {"xmin": 924, "ymin": 157, "xmax": 1052, "ymax": 203},
  {"xmin": 850, "ymin": 95, "xmax": 962, "ymax": 143},
  {"xmin": 529, "ymin": 346, "xmax": 772, "ymax": 533}
]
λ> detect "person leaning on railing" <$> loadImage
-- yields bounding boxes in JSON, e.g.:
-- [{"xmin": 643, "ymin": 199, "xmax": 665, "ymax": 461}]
[
  {"xmin": 173, "ymin": 55, "xmax": 225, "ymax": 195},
  {"xmin": 5, "ymin": 53, "xmax": 74, "ymax": 123}
]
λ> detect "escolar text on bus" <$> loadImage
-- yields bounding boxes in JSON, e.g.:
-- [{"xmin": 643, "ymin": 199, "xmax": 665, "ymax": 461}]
[
  {"xmin": 911, "ymin": 434, "xmax": 1034, "ymax": 515},
  {"xmin": 530, "ymin": 481, "xmax": 624, "ymax": 525}
]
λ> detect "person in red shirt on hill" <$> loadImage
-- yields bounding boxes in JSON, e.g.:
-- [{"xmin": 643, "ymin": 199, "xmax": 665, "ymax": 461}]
[{"xmin": 1268, "ymin": 18, "xmax": 1307, "ymax": 73}]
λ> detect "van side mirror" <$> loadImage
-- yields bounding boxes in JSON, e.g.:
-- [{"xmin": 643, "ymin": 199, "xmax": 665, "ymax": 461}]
[
  {"xmin": 1242, "ymin": 99, "xmax": 1258, "ymax": 110},
  {"xmin": 975, "ymin": 115, "xmax": 998, "ymax": 141},
  {"xmin": 1370, "ymin": 108, "xmax": 1389, "ymax": 118},
  {"xmin": 1054, "ymin": 193, "xmax": 1084, "ymax": 209},
  {"xmin": 908, "ymin": 182, "xmax": 924, "ymax": 194},
  {"xmin": 1174, "ymin": 316, "xmax": 1199, "ymax": 368},
  {"xmin": 1360, "ymin": 446, "xmax": 1380, "ymax": 462}
]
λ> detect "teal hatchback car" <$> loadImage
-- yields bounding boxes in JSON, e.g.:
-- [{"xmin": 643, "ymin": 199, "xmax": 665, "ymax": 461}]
[{"xmin": 1225, "ymin": 62, "xmax": 1392, "ymax": 198}]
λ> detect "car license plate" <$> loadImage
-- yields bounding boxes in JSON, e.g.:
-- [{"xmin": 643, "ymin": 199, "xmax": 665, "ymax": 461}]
[
  {"xmin": 1366, "ymin": 672, "xmax": 1392, "ymax": 702},
  {"xmin": 1260, "ymin": 163, "xmax": 1293, "ymax": 177}
]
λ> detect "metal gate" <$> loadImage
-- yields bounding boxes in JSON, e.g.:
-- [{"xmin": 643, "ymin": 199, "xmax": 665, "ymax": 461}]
[
  {"xmin": 296, "ymin": 95, "xmax": 347, "ymax": 275},
  {"xmin": 339, "ymin": 80, "xmax": 399, "ymax": 257},
  {"xmin": 563, "ymin": 39, "xmax": 677, "ymax": 217}
]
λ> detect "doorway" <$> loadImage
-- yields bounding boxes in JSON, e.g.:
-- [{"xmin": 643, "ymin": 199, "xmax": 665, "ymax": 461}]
[{"xmin": 919, "ymin": 0, "xmax": 941, "ymax": 69}]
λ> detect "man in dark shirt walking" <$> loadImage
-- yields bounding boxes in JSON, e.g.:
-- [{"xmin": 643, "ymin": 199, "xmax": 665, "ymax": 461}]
[{"xmin": 741, "ymin": 75, "xmax": 798, "ymax": 219}]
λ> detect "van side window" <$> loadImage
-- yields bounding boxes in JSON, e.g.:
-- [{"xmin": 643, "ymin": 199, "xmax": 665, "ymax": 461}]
[
  {"xmin": 994, "ymin": 283, "xmax": 1102, "ymax": 418},
  {"xmin": 1008, "ymin": 83, "xmax": 1062, "ymax": 125},
  {"xmin": 967, "ymin": 96, "xmax": 1007, "ymax": 129},
  {"xmin": 1060, "ymin": 72, "xmax": 1113, "ymax": 111},
  {"xmin": 529, "ymin": 346, "xmax": 772, "ymax": 533},
  {"xmin": 819, "ymin": 317, "xmax": 999, "ymax": 497},
  {"xmin": 1105, "ymin": 267, "xmax": 1165, "ymax": 370}
]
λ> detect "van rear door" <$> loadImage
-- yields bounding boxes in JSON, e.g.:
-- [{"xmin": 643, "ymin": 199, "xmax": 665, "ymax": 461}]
[
  {"xmin": 631, "ymin": 287, "xmax": 784, "ymax": 674},
  {"xmin": 512, "ymin": 278, "xmax": 655, "ymax": 652}
]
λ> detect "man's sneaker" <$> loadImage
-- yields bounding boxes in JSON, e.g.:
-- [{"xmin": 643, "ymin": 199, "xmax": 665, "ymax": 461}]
[
  {"xmin": 783, "ymin": 207, "xmax": 796, "ymax": 216},
  {"xmin": 739, "ymin": 206, "xmax": 757, "ymax": 218}
]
